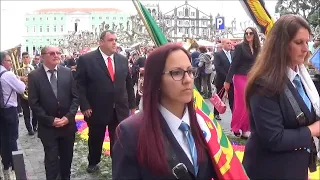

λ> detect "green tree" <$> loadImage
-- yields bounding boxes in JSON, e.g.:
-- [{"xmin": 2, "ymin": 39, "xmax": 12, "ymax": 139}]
[{"xmin": 275, "ymin": 0, "xmax": 319, "ymax": 27}]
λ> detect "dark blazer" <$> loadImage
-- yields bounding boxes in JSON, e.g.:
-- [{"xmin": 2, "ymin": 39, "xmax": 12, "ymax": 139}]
[
  {"xmin": 66, "ymin": 58, "xmax": 77, "ymax": 68},
  {"xmin": 213, "ymin": 50, "xmax": 233, "ymax": 87},
  {"xmin": 76, "ymin": 49, "xmax": 135, "ymax": 126},
  {"xmin": 225, "ymin": 43, "xmax": 258, "ymax": 83},
  {"xmin": 28, "ymin": 65, "xmax": 79, "ymax": 140},
  {"xmin": 112, "ymin": 112, "xmax": 217, "ymax": 180},
  {"xmin": 243, "ymin": 80, "xmax": 317, "ymax": 180},
  {"xmin": 32, "ymin": 62, "xmax": 42, "ymax": 70}
]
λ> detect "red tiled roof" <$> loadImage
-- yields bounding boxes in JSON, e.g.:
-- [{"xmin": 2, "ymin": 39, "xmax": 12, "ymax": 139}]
[{"xmin": 34, "ymin": 8, "xmax": 122, "ymax": 13}]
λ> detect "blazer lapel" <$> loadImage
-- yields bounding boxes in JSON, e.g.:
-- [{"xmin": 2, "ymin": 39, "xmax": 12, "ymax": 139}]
[
  {"xmin": 286, "ymin": 80, "xmax": 313, "ymax": 123},
  {"xmin": 159, "ymin": 114, "xmax": 196, "ymax": 176},
  {"xmin": 57, "ymin": 66, "xmax": 64, "ymax": 102},
  {"xmin": 40, "ymin": 66, "xmax": 57, "ymax": 100},
  {"xmin": 114, "ymin": 53, "xmax": 121, "ymax": 83},
  {"xmin": 95, "ymin": 49, "xmax": 112, "ymax": 81},
  {"xmin": 220, "ymin": 51, "xmax": 231, "ymax": 66}
]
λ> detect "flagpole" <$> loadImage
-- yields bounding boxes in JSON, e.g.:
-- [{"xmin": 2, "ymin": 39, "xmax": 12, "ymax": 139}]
[{"xmin": 132, "ymin": 0, "xmax": 157, "ymax": 46}]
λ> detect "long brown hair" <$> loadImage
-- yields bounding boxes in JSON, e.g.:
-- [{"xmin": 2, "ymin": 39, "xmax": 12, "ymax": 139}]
[
  {"xmin": 245, "ymin": 15, "xmax": 311, "ymax": 107},
  {"xmin": 137, "ymin": 43, "xmax": 207, "ymax": 175},
  {"xmin": 243, "ymin": 27, "xmax": 261, "ymax": 53}
]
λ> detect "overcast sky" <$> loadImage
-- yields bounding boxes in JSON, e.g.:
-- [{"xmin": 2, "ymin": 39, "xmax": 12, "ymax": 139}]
[{"xmin": 0, "ymin": 0, "xmax": 277, "ymax": 50}]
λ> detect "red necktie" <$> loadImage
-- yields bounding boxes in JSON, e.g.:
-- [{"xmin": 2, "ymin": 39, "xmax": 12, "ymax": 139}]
[{"xmin": 107, "ymin": 57, "xmax": 114, "ymax": 82}]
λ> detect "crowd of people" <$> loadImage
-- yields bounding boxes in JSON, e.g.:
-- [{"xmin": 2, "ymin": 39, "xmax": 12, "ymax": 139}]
[{"xmin": 0, "ymin": 14, "xmax": 319, "ymax": 180}]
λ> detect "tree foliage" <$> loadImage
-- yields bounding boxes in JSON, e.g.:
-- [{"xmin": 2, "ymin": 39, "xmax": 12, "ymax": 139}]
[{"xmin": 275, "ymin": 0, "xmax": 319, "ymax": 27}]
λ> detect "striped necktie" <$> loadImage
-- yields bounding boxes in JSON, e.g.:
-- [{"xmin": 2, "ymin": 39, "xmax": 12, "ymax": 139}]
[
  {"xmin": 179, "ymin": 121, "xmax": 198, "ymax": 175},
  {"xmin": 293, "ymin": 74, "xmax": 312, "ymax": 111}
]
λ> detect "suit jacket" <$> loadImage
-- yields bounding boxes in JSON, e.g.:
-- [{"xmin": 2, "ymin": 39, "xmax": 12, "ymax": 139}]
[
  {"xmin": 66, "ymin": 58, "xmax": 77, "ymax": 68},
  {"xmin": 213, "ymin": 50, "xmax": 232, "ymax": 87},
  {"xmin": 243, "ymin": 80, "xmax": 317, "ymax": 179},
  {"xmin": 32, "ymin": 62, "xmax": 42, "ymax": 70},
  {"xmin": 112, "ymin": 112, "xmax": 217, "ymax": 180},
  {"xmin": 28, "ymin": 65, "xmax": 79, "ymax": 140},
  {"xmin": 76, "ymin": 49, "xmax": 135, "ymax": 126},
  {"xmin": 225, "ymin": 43, "xmax": 258, "ymax": 83}
]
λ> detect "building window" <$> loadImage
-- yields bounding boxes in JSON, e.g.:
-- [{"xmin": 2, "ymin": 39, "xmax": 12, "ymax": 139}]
[
  {"xmin": 33, "ymin": 17, "xmax": 35, "ymax": 21},
  {"xmin": 47, "ymin": 26, "xmax": 49, "ymax": 32},
  {"xmin": 120, "ymin": 17, "xmax": 123, "ymax": 20},
  {"xmin": 54, "ymin": 17, "xmax": 56, "ymax": 20},
  {"xmin": 191, "ymin": 12, "xmax": 195, "ymax": 16},
  {"xmin": 47, "ymin": 17, "xmax": 49, "ymax": 20},
  {"xmin": 26, "ymin": 46, "xmax": 29, "ymax": 52},
  {"xmin": 178, "ymin": 11, "xmax": 183, "ymax": 16},
  {"xmin": 99, "ymin": 17, "xmax": 102, "ymax": 19},
  {"xmin": 53, "ymin": 39, "xmax": 56, "ymax": 41},
  {"xmin": 39, "ymin": 26, "xmax": 42, "ymax": 32},
  {"xmin": 61, "ymin": 25, "xmax": 64, "ymax": 32},
  {"xmin": 47, "ymin": 39, "xmax": 49, "ymax": 42},
  {"xmin": 92, "ymin": 25, "xmax": 95, "ymax": 30},
  {"xmin": 92, "ymin": 17, "xmax": 95, "ymax": 20},
  {"xmin": 185, "ymin": 28, "xmax": 189, "ymax": 34},
  {"xmin": 54, "ymin": 25, "xmax": 56, "ymax": 32},
  {"xmin": 178, "ymin": 28, "xmax": 182, "ymax": 33},
  {"xmin": 178, "ymin": 20, "xmax": 182, "ymax": 25},
  {"xmin": 40, "ymin": 17, "xmax": 42, "ymax": 21},
  {"xmin": 61, "ymin": 17, "xmax": 63, "ymax": 20},
  {"xmin": 26, "ymin": 27, "xmax": 29, "ymax": 33},
  {"xmin": 33, "ymin": 26, "xmax": 36, "ymax": 33},
  {"xmin": 191, "ymin": 21, "xmax": 195, "ymax": 25},
  {"xmin": 113, "ymin": 17, "xmax": 116, "ymax": 20},
  {"xmin": 26, "ymin": 18, "xmax": 29, "ymax": 21},
  {"xmin": 26, "ymin": 40, "xmax": 28, "ymax": 42},
  {"xmin": 106, "ymin": 17, "xmax": 109, "ymax": 20},
  {"xmin": 185, "ymin": 8, "xmax": 189, "ymax": 16}
]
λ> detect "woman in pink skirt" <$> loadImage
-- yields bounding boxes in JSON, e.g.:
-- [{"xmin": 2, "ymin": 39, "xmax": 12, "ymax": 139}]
[{"xmin": 224, "ymin": 27, "xmax": 261, "ymax": 138}]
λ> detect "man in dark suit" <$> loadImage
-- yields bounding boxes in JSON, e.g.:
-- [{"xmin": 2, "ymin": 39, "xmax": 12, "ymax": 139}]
[
  {"xmin": 28, "ymin": 46, "xmax": 78, "ymax": 180},
  {"xmin": 76, "ymin": 30, "xmax": 136, "ymax": 173},
  {"xmin": 66, "ymin": 52, "xmax": 78, "ymax": 76},
  {"xmin": 32, "ymin": 54, "xmax": 42, "ymax": 70},
  {"xmin": 213, "ymin": 39, "xmax": 234, "ymax": 120}
]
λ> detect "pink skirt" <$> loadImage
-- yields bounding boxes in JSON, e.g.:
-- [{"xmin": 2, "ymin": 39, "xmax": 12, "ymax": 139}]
[{"xmin": 231, "ymin": 74, "xmax": 250, "ymax": 133}]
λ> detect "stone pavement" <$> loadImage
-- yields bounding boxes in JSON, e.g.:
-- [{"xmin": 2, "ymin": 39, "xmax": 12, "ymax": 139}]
[{"xmin": 16, "ymin": 117, "xmax": 46, "ymax": 180}]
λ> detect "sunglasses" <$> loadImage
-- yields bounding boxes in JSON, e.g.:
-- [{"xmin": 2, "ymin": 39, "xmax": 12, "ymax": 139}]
[
  {"xmin": 163, "ymin": 67, "xmax": 198, "ymax": 81},
  {"xmin": 245, "ymin": 32, "xmax": 254, "ymax": 36},
  {"xmin": 44, "ymin": 52, "xmax": 62, "ymax": 56}
]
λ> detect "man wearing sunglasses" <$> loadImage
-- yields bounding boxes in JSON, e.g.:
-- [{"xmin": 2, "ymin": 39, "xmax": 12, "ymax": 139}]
[
  {"xmin": 76, "ymin": 30, "xmax": 136, "ymax": 173},
  {"xmin": 28, "ymin": 46, "xmax": 79, "ymax": 180}
]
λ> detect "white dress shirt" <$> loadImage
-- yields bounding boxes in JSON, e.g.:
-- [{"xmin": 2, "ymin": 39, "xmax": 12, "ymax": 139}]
[
  {"xmin": 223, "ymin": 49, "xmax": 232, "ymax": 63},
  {"xmin": 43, "ymin": 64, "xmax": 58, "ymax": 82},
  {"xmin": 99, "ymin": 48, "xmax": 115, "ymax": 72},
  {"xmin": 0, "ymin": 65, "xmax": 26, "ymax": 107},
  {"xmin": 287, "ymin": 66, "xmax": 301, "ymax": 88},
  {"xmin": 159, "ymin": 105, "xmax": 193, "ymax": 164}
]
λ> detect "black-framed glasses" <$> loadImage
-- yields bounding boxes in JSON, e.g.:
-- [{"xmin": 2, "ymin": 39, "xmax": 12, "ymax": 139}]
[
  {"xmin": 245, "ymin": 32, "xmax": 254, "ymax": 36},
  {"xmin": 163, "ymin": 67, "xmax": 198, "ymax": 81}
]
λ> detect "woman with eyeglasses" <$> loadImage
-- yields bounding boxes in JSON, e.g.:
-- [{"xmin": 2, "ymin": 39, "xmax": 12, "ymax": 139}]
[
  {"xmin": 224, "ymin": 27, "xmax": 261, "ymax": 139},
  {"xmin": 112, "ymin": 43, "xmax": 217, "ymax": 180}
]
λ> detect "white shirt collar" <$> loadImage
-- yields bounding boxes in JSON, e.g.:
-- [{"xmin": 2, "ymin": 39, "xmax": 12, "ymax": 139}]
[
  {"xmin": 99, "ymin": 47, "xmax": 114, "ymax": 61},
  {"xmin": 159, "ymin": 104, "xmax": 190, "ymax": 133},
  {"xmin": 43, "ymin": 64, "xmax": 58, "ymax": 72},
  {"xmin": 287, "ymin": 66, "xmax": 300, "ymax": 83},
  {"xmin": 222, "ymin": 48, "xmax": 230, "ymax": 54}
]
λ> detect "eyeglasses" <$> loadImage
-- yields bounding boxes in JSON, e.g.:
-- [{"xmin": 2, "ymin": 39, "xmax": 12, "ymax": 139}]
[
  {"xmin": 44, "ymin": 52, "xmax": 62, "ymax": 56},
  {"xmin": 245, "ymin": 32, "xmax": 254, "ymax": 36},
  {"xmin": 163, "ymin": 67, "xmax": 198, "ymax": 81}
]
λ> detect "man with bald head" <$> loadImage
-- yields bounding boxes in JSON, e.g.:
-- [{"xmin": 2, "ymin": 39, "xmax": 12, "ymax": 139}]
[
  {"xmin": 213, "ymin": 39, "xmax": 234, "ymax": 120},
  {"xmin": 28, "ymin": 45, "xmax": 79, "ymax": 180}
]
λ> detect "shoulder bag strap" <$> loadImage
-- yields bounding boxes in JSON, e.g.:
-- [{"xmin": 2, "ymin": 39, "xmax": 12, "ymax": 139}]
[{"xmin": 284, "ymin": 85, "xmax": 307, "ymax": 126}]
